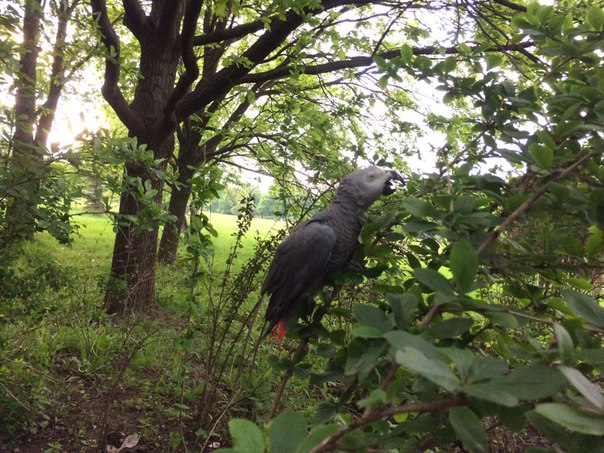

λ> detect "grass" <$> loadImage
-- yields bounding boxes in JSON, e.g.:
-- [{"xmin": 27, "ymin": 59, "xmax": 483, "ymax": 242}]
[
  {"xmin": 36, "ymin": 212, "xmax": 283, "ymax": 273},
  {"xmin": 0, "ymin": 212, "xmax": 287, "ymax": 451}
]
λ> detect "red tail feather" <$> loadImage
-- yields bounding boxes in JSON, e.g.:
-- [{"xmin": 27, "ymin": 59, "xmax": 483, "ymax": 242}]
[{"xmin": 270, "ymin": 319, "xmax": 287, "ymax": 341}]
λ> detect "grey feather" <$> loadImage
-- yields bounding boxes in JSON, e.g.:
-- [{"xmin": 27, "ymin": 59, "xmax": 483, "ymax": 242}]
[{"xmin": 262, "ymin": 166, "xmax": 404, "ymax": 335}]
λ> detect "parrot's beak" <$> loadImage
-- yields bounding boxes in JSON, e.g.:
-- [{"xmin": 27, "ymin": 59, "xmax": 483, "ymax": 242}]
[{"xmin": 382, "ymin": 170, "xmax": 405, "ymax": 195}]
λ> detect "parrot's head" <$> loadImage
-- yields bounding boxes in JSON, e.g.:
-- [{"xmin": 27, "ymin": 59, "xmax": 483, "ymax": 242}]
[{"xmin": 338, "ymin": 166, "xmax": 405, "ymax": 209}]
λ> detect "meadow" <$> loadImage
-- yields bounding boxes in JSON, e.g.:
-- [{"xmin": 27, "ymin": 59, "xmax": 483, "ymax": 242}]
[{"xmin": 36, "ymin": 212, "xmax": 284, "ymax": 274}]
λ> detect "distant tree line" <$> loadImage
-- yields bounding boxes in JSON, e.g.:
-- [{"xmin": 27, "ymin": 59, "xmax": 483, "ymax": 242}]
[{"xmin": 207, "ymin": 185, "xmax": 283, "ymax": 219}]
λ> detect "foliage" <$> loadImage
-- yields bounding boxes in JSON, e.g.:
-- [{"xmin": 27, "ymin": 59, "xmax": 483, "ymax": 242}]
[
  {"xmin": 1, "ymin": 0, "xmax": 603, "ymax": 451},
  {"xmin": 227, "ymin": 3, "xmax": 604, "ymax": 452},
  {"xmin": 0, "ymin": 242, "xmax": 75, "ymax": 437},
  {"xmin": 0, "ymin": 0, "xmax": 99, "ymax": 245}
]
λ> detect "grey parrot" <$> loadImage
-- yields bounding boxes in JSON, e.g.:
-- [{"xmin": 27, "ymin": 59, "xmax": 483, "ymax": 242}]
[{"xmin": 262, "ymin": 166, "xmax": 405, "ymax": 340}]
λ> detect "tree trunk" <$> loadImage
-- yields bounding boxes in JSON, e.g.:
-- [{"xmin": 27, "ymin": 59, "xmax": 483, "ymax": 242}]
[
  {"xmin": 157, "ymin": 164, "xmax": 195, "ymax": 265},
  {"xmin": 103, "ymin": 125, "xmax": 176, "ymax": 315},
  {"xmin": 4, "ymin": 0, "xmax": 42, "ymax": 241},
  {"xmin": 103, "ymin": 4, "xmax": 184, "ymax": 313},
  {"xmin": 104, "ymin": 157, "xmax": 168, "ymax": 314},
  {"xmin": 157, "ymin": 87, "xmax": 259, "ymax": 263}
]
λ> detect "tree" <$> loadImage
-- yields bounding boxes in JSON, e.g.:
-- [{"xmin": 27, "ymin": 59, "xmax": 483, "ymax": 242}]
[
  {"xmin": 91, "ymin": 0, "xmax": 532, "ymax": 313},
  {"xmin": 1, "ymin": 0, "xmax": 90, "ymax": 243}
]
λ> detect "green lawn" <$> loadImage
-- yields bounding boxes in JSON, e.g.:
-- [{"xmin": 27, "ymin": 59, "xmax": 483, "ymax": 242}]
[{"xmin": 36, "ymin": 212, "xmax": 284, "ymax": 275}]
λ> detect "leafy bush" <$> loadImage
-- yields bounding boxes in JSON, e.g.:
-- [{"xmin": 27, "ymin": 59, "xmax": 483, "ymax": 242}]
[
  {"xmin": 218, "ymin": 4, "xmax": 604, "ymax": 452},
  {"xmin": 0, "ymin": 243, "xmax": 74, "ymax": 320}
]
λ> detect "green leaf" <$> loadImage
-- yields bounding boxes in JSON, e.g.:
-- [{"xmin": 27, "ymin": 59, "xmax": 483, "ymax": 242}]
[
  {"xmin": 486, "ymin": 53, "xmax": 502, "ymax": 69},
  {"xmin": 353, "ymin": 304, "xmax": 392, "ymax": 332},
  {"xmin": 449, "ymin": 240, "xmax": 478, "ymax": 293},
  {"xmin": 449, "ymin": 406, "xmax": 488, "ymax": 453},
  {"xmin": 351, "ymin": 325, "xmax": 384, "ymax": 338},
  {"xmin": 387, "ymin": 293, "xmax": 418, "ymax": 328},
  {"xmin": 529, "ymin": 143, "xmax": 554, "ymax": 169},
  {"xmin": 373, "ymin": 55, "xmax": 387, "ymax": 70},
  {"xmin": 403, "ymin": 198, "xmax": 440, "ymax": 219},
  {"xmin": 428, "ymin": 317, "xmax": 474, "ymax": 339},
  {"xmin": 463, "ymin": 382, "xmax": 519, "ymax": 407},
  {"xmin": 414, "ymin": 268, "xmax": 453, "ymax": 295},
  {"xmin": 485, "ymin": 311, "xmax": 520, "ymax": 328},
  {"xmin": 400, "ymin": 43, "xmax": 414, "ymax": 64},
  {"xmin": 468, "ymin": 357, "xmax": 510, "ymax": 382},
  {"xmin": 566, "ymin": 277, "xmax": 593, "ymax": 291},
  {"xmin": 345, "ymin": 340, "xmax": 387, "ymax": 378},
  {"xmin": 269, "ymin": 412, "xmax": 307, "ymax": 453},
  {"xmin": 554, "ymin": 323, "xmax": 573, "ymax": 364},
  {"xmin": 490, "ymin": 365, "xmax": 567, "ymax": 400},
  {"xmin": 586, "ymin": 4, "xmax": 604, "ymax": 30},
  {"xmin": 358, "ymin": 389, "xmax": 387, "ymax": 408},
  {"xmin": 294, "ymin": 424, "xmax": 339, "ymax": 453},
  {"xmin": 228, "ymin": 419, "xmax": 264, "ymax": 453},
  {"xmin": 558, "ymin": 366, "xmax": 604, "ymax": 411},
  {"xmin": 561, "ymin": 290, "xmax": 604, "ymax": 328},
  {"xmin": 440, "ymin": 348, "xmax": 474, "ymax": 378},
  {"xmin": 384, "ymin": 330, "xmax": 444, "ymax": 362},
  {"xmin": 395, "ymin": 347, "xmax": 459, "ymax": 392},
  {"xmin": 585, "ymin": 227, "xmax": 602, "ymax": 258},
  {"xmin": 534, "ymin": 403, "xmax": 604, "ymax": 435},
  {"xmin": 378, "ymin": 74, "xmax": 389, "ymax": 90}
]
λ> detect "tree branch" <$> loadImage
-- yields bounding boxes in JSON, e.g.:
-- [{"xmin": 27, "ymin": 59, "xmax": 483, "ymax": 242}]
[
  {"xmin": 122, "ymin": 0, "xmax": 148, "ymax": 39},
  {"xmin": 165, "ymin": 0, "xmax": 204, "ymax": 112},
  {"xmin": 490, "ymin": 0, "xmax": 527, "ymax": 13},
  {"xmin": 475, "ymin": 149, "xmax": 598, "ymax": 256},
  {"xmin": 193, "ymin": 19, "xmax": 265, "ymax": 47},
  {"xmin": 172, "ymin": 0, "xmax": 377, "ymax": 123},
  {"xmin": 35, "ymin": 0, "xmax": 73, "ymax": 146},
  {"xmin": 90, "ymin": 0, "xmax": 144, "ymax": 136},
  {"xmin": 309, "ymin": 396, "xmax": 466, "ymax": 453},
  {"xmin": 239, "ymin": 42, "xmax": 535, "ymax": 84}
]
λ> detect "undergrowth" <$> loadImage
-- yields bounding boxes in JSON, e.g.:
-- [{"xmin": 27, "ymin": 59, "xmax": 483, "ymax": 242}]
[{"xmin": 0, "ymin": 210, "xmax": 292, "ymax": 452}]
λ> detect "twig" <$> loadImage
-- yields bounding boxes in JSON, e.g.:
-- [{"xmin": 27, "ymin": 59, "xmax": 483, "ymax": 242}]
[
  {"xmin": 0, "ymin": 382, "xmax": 30, "ymax": 411},
  {"xmin": 362, "ymin": 362, "xmax": 399, "ymax": 418},
  {"xmin": 419, "ymin": 304, "xmax": 442, "ymax": 328},
  {"xmin": 267, "ymin": 339, "xmax": 308, "ymax": 421},
  {"xmin": 309, "ymin": 396, "xmax": 466, "ymax": 453},
  {"xmin": 476, "ymin": 150, "xmax": 597, "ymax": 256},
  {"xmin": 200, "ymin": 296, "xmax": 265, "ymax": 452}
]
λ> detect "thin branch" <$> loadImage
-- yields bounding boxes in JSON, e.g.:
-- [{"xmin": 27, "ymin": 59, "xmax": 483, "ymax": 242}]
[
  {"xmin": 371, "ymin": 9, "xmax": 406, "ymax": 58},
  {"xmin": 239, "ymin": 42, "xmax": 535, "ymax": 84},
  {"xmin": 362, "ymin": 362, "xmax": 400, "ymax": 418},
  {"xmin": 475, "ymin": 149, "xmax": 598, "ymax": 256},
  {"xmin": 309, "ymin": 396, "xmax": 466, "ymax": 453},
  {"xmin": 267, "ymin": 339, "xmax": 309, "ymax": 420}
]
